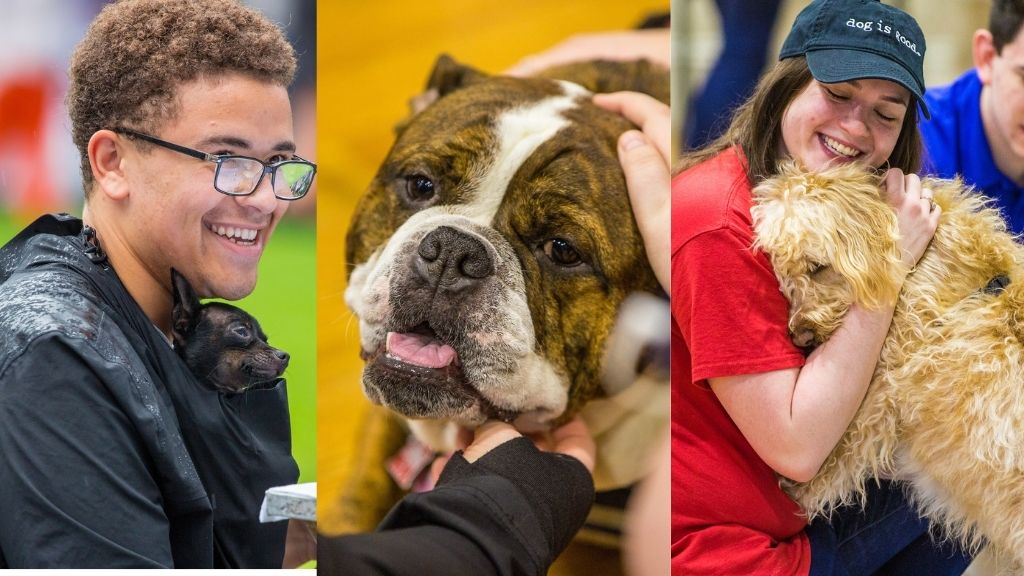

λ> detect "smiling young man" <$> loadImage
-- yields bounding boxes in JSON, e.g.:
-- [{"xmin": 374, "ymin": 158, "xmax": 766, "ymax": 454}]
[
  {"xmin": 0, "ymin": 0, "xmax": 313, "ymax": 568},
  {"xmin": 919, "ymin": 0, "xmax": 1024, "ymax": 234}
]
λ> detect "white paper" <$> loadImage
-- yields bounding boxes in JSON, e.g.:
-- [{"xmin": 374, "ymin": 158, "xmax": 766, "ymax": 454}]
[{"xmin": 259, "ymin": 482, "xmax": 317, "ymax": 522}]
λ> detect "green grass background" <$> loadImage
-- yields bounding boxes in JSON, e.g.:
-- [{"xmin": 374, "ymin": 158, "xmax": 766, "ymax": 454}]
[{"xmin": 0, "ymin": 211, "xmax": 316, "ymax": 483}]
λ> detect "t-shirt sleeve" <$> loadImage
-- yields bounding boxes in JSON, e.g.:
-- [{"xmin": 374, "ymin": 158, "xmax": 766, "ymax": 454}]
[
  {"xmin": 0, "ymin": 335, "xmax": 173, "ymax": 568},
  {"xmin": 673, "ymin": 225, "xmax": 805, "ymax": 384}
]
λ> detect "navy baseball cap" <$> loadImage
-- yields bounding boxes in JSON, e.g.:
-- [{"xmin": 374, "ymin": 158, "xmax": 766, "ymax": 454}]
[{"xmin": 780, "ymin": 0, "xmax": 929, "ymax": 118}]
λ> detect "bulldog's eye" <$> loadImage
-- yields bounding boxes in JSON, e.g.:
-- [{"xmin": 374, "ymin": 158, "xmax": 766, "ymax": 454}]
[
  {"xmin": 404, "ymin": 175, "xmax": 436, "ymax": 202},
  {"xmin": 543, "ymin": 238, "xmax": 583, "ymax": 267}
]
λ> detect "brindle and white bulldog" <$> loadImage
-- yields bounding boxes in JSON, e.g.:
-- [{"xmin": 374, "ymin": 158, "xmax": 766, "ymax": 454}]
[{"xmin": 341, "ymin": 55, "xmax": 668, "ymax": 532}]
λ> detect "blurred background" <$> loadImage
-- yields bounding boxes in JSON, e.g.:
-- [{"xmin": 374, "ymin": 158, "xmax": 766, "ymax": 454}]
[
  {"xmin": 675, "ymin": 0, "xmax": 991, "ymax": 155},
  {"xmin": 317, "ymin": 1, "xmax": 666, "ymax": 572},
  {"xmin": 0, "ymin": 0, "xmax": 317, "ymax": 484}
]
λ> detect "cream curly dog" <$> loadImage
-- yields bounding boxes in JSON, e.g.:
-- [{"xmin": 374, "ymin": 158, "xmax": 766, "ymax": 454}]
[{"xmin": 751, "ymin": 162, "xmax": 1024, "ymax": 573}]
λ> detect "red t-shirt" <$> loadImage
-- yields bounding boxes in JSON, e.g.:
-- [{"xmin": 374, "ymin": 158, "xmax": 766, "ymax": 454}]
[{"xmin": 670, "ymin": 147, "xmax": 812, "ymax": 575}]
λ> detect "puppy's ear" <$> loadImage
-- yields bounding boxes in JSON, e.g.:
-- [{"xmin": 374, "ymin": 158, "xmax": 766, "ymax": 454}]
[
  {"xmin": 404, "ymin": 54, "xmax": 489, "ymax": 119},
  {"xmin": 170, "ymin": 268, "xmax": 201, "ymax": 347}
]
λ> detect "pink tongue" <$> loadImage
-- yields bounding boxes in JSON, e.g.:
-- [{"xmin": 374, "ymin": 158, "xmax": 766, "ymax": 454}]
[{"xmin": 386, "ymin": 332, "xmax": 458, "ymax": 369}]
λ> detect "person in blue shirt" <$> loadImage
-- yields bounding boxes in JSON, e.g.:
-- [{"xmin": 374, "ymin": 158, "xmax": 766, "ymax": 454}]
[{"xmin": 919, "ymin": 0, "xmax": 1024, "ymax": 234}]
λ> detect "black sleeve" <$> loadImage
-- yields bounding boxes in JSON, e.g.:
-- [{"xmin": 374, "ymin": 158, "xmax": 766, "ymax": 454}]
[
  {"xmin": 318, "ymin": 437, "xmax": 595, "ymax": 576},
  {"xmin": 0, "ymin": 336, "xmax": 173, "ymax": 568}
]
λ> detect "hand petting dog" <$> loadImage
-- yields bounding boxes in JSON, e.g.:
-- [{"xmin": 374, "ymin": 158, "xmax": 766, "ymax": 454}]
[
  {"xmin": 594, "ymin": 91, "xmax": 670, "ymax": 292},
  {"xmin": 753, "ymin": 162, "xmax": 1024, "ymax": 572},
  {"xmin": 879, "ymin": 168, "xmax": 941, "ymax": 271},
  {"xmin": 429, "ymin": 417, "xmax": 596, "ymax": 487}
]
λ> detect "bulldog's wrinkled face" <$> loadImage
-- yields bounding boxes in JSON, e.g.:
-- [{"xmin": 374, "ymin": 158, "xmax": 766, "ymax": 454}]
[{"xmin": 345, "ymin": 71, "xmax": 658, "ymax": 432}]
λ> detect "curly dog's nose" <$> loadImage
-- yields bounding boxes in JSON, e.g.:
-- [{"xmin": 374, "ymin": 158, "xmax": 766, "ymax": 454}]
[{"xmin": 415, "ymin": 226, "xmax": 495, "ymax": 293}]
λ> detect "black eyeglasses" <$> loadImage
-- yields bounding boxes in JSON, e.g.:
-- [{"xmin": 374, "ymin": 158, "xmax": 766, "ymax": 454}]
[{"xmin": 112, "ymin": 128, "xmax": 316, "ymax": 201}]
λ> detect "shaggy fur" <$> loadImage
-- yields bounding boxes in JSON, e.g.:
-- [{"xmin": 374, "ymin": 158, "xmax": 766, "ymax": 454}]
[{"xmin": 752, "ymin": 162, "xmax": 1024, "ymax": 573}]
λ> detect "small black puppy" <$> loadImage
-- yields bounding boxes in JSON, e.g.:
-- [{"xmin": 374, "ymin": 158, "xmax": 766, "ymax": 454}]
[{"xmin": 170, "ymin": 269, "xmax": 289, "ymax": 393}]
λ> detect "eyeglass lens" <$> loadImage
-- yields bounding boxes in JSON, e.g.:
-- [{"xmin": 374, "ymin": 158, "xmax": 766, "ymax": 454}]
[{"xmin": 216, "ymin": 157, "xmax": 315, "ymax": 199}]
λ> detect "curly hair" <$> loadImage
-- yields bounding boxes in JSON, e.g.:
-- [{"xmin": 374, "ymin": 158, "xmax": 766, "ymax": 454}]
[{"xmin": 68, "ymin": 0, "xmax": 298, "ymax": 194}]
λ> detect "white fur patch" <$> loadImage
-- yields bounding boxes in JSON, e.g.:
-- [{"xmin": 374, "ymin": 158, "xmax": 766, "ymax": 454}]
[{"xmin": 464, "ymin": 83, "xmax": 585, "ymax": 224}]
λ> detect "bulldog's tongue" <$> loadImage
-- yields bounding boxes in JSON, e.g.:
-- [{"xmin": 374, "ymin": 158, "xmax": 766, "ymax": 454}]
[{"xmin": 386, "ymin": 331, "xmax": 458, "ymax": 369}]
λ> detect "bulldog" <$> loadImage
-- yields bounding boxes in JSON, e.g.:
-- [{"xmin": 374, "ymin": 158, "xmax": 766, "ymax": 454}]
[{"xmin": 341, "ymin": 55, "xmax": 669, "ymax": 531}]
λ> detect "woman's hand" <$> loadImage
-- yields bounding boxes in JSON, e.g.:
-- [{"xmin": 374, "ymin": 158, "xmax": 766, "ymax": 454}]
[
  {"xmin": 593, "ymin": 91, "xmax": 671, "ymax": 292},
  {"xmin": 880, "ymin": 168, "xmax": 941, "ymax": 271}
]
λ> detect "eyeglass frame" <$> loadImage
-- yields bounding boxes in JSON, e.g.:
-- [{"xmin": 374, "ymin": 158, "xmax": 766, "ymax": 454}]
[{"xmin": 110, "ymin": 127, "xmax": 317, "ymax": 201}]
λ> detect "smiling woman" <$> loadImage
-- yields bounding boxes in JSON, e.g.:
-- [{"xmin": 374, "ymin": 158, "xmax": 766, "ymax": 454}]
[
  {"xmin": 671, "ymin": 0, "xmax": 973, "ymax": 574},
  {"xmin": 780, "ymin": 78, "xmax": 911, "ymax": 169}
]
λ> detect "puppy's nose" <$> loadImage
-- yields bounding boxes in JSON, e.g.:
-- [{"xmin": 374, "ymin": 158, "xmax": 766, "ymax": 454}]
[
  {"xmin": 273, "ymin": 349, "xmax": 290, "ymax": 365},
  {"xmin": 415, "ymin": 226, "xmax": 495, "ymax": 293}
]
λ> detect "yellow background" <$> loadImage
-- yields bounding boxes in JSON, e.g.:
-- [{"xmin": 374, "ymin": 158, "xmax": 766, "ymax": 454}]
[{"xmin": 317, "ymin": 0, "xmax": 668, "ymax": 537}]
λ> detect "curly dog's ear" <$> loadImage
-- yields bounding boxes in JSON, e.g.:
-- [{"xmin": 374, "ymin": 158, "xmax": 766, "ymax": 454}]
[
  {"xmin": 819, "ymin": 189, "xmax": 904, "ymax": 308},
  {"xmin": 754, "ymin": 165, "xmax": 905, "ymax": 308}
]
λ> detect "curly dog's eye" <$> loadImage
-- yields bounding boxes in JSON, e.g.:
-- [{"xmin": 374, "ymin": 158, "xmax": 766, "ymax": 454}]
[{"xmin": 809, "ymin": 263, "xmax": 828, "ymax": 275}]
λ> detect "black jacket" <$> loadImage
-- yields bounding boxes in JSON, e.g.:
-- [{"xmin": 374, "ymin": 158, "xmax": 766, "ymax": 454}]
[
  {"xmin": 318, "ymin": 437, "xmax": 595, "ymax": 576},
  {"xmin": 0, "ymin": 214, "xmax": 297, "ymax": 568}
]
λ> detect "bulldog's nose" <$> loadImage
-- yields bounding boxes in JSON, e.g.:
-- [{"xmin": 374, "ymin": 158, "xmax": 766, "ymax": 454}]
[{"xmin": 415, "ymin": 226, "xmax": 494, "ymax": 293}]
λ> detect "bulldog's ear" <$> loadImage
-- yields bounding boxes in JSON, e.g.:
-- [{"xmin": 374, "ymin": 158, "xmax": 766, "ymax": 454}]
[
  {"xmin": 407, "ymin": 54, "xmax": 489, "ymax": 115},
  {"xmin": 427, "ymin": 54, "xmax": 488, "ymax": 96},
  {"xmin": 170, "ymin": 268, "xmax": 201, "ymax": 347}
]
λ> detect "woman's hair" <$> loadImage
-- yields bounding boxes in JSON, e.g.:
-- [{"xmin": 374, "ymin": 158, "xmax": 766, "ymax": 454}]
[
  {"xmin": 68, "ymin": 0, "xmax": 298, "ymax": 195},
  {"xmin": 677, "ymin": 57, "xmax": 921, "ymax": 183}
]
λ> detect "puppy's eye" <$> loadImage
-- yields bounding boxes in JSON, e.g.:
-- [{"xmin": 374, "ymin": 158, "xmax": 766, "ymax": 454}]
[
  {"xmin": 232, "ymin": 326, "xmax": 251, "ymax": 340},
  {"xmin": 543, "ymin": 238, "xmax": 583, "ymax": 267},
  {"xmin": 809, "ymin": 263, "xmax": 828, "ymax": 275},
  {"xmin": 404, "ymin": 175, "xmax": 437, "ymax": 203}
]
